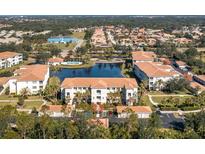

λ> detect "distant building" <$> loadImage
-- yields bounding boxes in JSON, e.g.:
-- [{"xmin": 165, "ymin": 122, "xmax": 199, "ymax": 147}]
[
  {"xmin": 0, "ymin": 51, "xmax": 23, "ymax": 69},
  {"xmin": 174, "ymin": 60, "xmax": 190, "ymax": 72},
  {"xmin": 91, "ymin": 28, "xmax": 108, "ymax": 48},
  {"xmin": 40, "ymin": 105, "xmax": 73, "ymax": 117},
  {"xmin": 61, "ymin": 78, "xmax": 138, "ymax": 105},
  {"xmin": 134, "ymin": 62, "xmax": 181, "ymax": 90},
  {"xmin": 131, "ymin": 51, "xmax": 157, "ymax": 64},
  {"xmin": 116, "ymin": 106, "xmax": 152, "ymax": 118},
  {"xmin": 9, "ymin": 65, "xmax": 49, "ymax": 95},
  {"xmin": 190, "ymin": 81, "xmax": 205, "ymax": 94},
  {"xmin": 48, "ymin": 57, "xmax": 64, "ymax": 66},
  {"xmin": 193, "ymin": 75, "xmax": 205, "ymax": 86}
]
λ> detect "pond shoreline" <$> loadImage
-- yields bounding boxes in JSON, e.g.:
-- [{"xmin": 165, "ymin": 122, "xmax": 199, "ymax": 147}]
[{"xmin": 50, "ymin": 63, "xmax": 124, "ymax": 81}]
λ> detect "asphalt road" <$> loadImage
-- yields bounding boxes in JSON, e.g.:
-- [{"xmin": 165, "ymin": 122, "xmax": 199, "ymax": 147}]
[{"xmin": 159, "ymin": 113, "xmax": 185, "ymax": 130}]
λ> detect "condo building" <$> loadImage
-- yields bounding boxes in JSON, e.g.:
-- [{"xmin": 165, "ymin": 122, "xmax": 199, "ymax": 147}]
[
  {"xmin": 61, "ymin": 78, "xmax": 138, "ymax": 105},
  {"xmin": 8, "ymin": 65, "xmax": 49, "ymax": 95},
  {"xmin": 0, "ymin": 51, "xmax": 23, "ymax": 69},
  {"xmin": 134, "ymin": 62, "xmax": 181, "ymax": 90}
]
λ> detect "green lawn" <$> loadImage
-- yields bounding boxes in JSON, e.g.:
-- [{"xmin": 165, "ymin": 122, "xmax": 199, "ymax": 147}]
[
  {"xmin": 54, "ymin": 42, "xmax": 77, "ymax": 50},
  {"xmin": 148, "ymin": 90, "xmax": 192, "ymax": 95},
  {"xmin": 70, "ymin": 32, "xmax": 85, "ymax": 39},
  {"xmin": 0, "ymin": 95, "xmax": 44, "ymax": 110},
  {"xmin": 152, "ymin": 96, "xmax": 193, "ymax": 104},
  {"xmin": 0, "ymin": 95, "xmax": 42, "ymax": 100},
  {"xmin": 0, "ymin": 102, "xmax": 17, "ymax": 108},
  {"xmin": 23, "ymin": 101, "xmax": 44, "ymax": 109},
  {"xmin": 140, "ymin": 95, "xmax": 156, "ymax": 111}
]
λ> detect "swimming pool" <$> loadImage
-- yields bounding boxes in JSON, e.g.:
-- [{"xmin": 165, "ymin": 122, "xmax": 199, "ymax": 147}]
[{"xmin": 48, "ymin": 37, "xmax": 79, "ymax": 43}]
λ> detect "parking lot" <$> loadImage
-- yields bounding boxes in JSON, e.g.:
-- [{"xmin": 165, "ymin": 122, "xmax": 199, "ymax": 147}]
[{"xmin": 159, "ymin": 113, "xmax": 185, "ymax": 130}]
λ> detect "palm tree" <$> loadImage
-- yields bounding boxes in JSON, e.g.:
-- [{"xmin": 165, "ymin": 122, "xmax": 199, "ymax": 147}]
[
  {"xmin": 20, "ymin": 88, "xmax": 31, "ymax": 99},
  {"xmin": 155, "ymin": 79, "xmax": 164, "ymax": 91},
  {"xmin": 138, "ymin": 82, "xmax": 147, "ymax": 104}
]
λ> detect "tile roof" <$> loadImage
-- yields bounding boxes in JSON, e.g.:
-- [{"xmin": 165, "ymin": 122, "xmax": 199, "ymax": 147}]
[
  {"xmin": 61, "ymin": 78, "xmax": 138, "ymax": 89},
  {"xmin": 14, "ymin": 64, "xmax": 49, "ymax": 81},
  {"xmin": 88, "ymin": 118, "xmax": 109, "ymax": 128},
  {"xmin": 116, "ymin": 106, "xmax": 152, "ymax": 113},
  {"xmin": 0, "ymin": 77, "xmax": 10, "ymax": 85},
  {"xmin": 190, "ymin": 81, "xmax": 205, "ymax": 91},
  {"xmin": 0, "ymin": 51, "xmax": 21, "ymax": 59},
  {"xmin": 135, "ymin": 62, "xmax": 180, "ymax": 77},
  {"xmin": 47, "ymin": 105, "xmax": 73, "ymax": 112},
  {"xmin": 176, "ymin": 61, "xmax": 187, "ymax": 66},
  {"xmin": 48, "ymin": 57, "xmax": 64, "ymax": 63},
  {"xmin": 132, "ymin": 51, "xmax": 157, "ymax": 61},
  {"xmin": 196, "ymin": 75, "xmax": 205, "ymax": 81}
]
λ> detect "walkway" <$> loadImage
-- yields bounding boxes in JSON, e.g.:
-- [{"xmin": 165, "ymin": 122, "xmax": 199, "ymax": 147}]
[
  {"xmin": 61, "ymin": 39, "xmax": 84, "ymax": 58},
  {"xmin": 73, "ymin": 39, "xmax": 84, "ymax": 52},
  {"xmin": 0, "ymin": 99, "xmax": 43, "ymax": 103},
  {"xmin": 148, "ymin": 94, "xmax": 203, "ymax": 114},
  {"xmin": 147, "ymin": 94, "xmax": 192, "ymax": 106}
]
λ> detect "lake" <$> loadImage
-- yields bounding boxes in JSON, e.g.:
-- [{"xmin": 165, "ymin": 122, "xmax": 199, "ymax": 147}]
[{"xmin": 51, "ymin": 63, "xmax": 123, "ymax": 81}]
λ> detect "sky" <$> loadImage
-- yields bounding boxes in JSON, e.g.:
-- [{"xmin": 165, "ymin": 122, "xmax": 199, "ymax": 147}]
[{"xmin": 0, "ymin": 0, "xmax": 205, "ymax": 15}]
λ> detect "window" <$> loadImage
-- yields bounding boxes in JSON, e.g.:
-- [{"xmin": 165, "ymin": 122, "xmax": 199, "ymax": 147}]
[
  {"xmin": 97, "ymin": 96, "xmax": 101, "ymax": 100},
  {"xmin": 150, "ymin": 82, "xmax": 153, "ymax": 85},
  {"xmin": 83, "ymin": 87, "xmax": 86, "ymax": 90},
  {"xmin": 32, "ymin": 86, "xmax": 37, "ymax": 89},
  {"xmin": 40, "ymin": 86, "xmax": 43, "ymax": 89},
  {"xmin": 112, "ymin": 88, "xmax": 115, "ymax": 90},
  {"xmin": 107, "ymin": 88, "xmax": 110, "ymax": 90},
  {"xmin": 74, "ymin": 87, "xmax": 77, "ymax": 90},
  {"xmin": 39, "ymin": 81, "xmax": 43, "ymax": 84},
  {"xmin": 97, "ymin": 90, "xmax": 101, "ymax": 94},
  {"xmin": 33, "ymin": 81, "xmax": 37, "ymax": 84},
  {"xmin": 66, "ymin": 92, "xmax": 70, "ymax": 96},
  {"xmin": 128, "ymin": 93, "xmax": 132, "ymax": 97},
  {"xmin": 150, "ymin": 77, "xmax": 153, "ymax": 80}
]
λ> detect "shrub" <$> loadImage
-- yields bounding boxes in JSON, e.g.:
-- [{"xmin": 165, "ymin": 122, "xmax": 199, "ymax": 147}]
[{"xmin": 160, "ymin": 107, "xmax": 178, "ymax": 111}]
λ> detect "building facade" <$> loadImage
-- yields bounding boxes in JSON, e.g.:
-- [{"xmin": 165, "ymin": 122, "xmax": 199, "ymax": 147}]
[
  {"xmin": 61, "ymin": 78, "xmax": 138, "ymax": 105},
  {"xmin": 134, "ymin": 62, "xmax": 181, "ymax": 90},
  {"xmin": 9, "ymin": 65, "xmax": 49, "ymax": 95},
  {"xmin": 0, "ymin": 51, "xmax": 23, "ymax": 69},
  {"xmin": 116, "ymin": 106, "xmax": 152, "ymax": 118}
]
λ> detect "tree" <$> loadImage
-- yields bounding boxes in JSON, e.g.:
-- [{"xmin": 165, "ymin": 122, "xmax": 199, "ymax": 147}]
[
  {"xmin": 64, "ymin": 121, "xmax": 79, "ymax": 139},
  {"xmin": 138, "ymin": 82, "xmax": 147, "ymax": 104},
  {"xmin": 184, "ymin": 111, "xmax": 205, "ymax": 138},
  {"xmin": 148, "ymin": 112, "xmax": 162, "ymax": 128},
  {"xmin": 184, "ymin": 47, "xmax": 198, "ymax": 59},
  {"xmin": 36, "ymin": 52, "xmax": 51, "ymax": 64},
  {"xmin": 164, "ymin": 78, "xmax": 189, "ymax": 93},
  {"xmin": 124, "ymin": 114, "xmax": 139, "ymax": 138},
  {"xmin": 44, "ymin": 77, "xmax": 60, "ymax": 101},
  {"xmin": 110, "ymin": 123, "xmax": 131, "ymax": 139},
  {"xmin": 86, "ymin": 125, "xmax": 111, "ymax": 139},
  {"xmin": 20, "ymin": 87, "xmax": 30, "ymax": 99},
  {"xmin": 17, "ymin": 96, "xmax": 25, "ymax": 107},
  {"xmin": 16, "ymin": 112, "xmax": 35, "ymax": 139},
  {"xmin": 17, "ymin": 88, "xmax": 30, "ymax": 107},
  {"xmin": 2, "ymin": 128, "xmax": 20, "ymax": 139},
  {"xmin": 0, "ymin": 105, "xmax": 17, "ymax": 138},
  {"xmin": 38, "ymin": 114, "xmax": 52, "ymax": 139}
]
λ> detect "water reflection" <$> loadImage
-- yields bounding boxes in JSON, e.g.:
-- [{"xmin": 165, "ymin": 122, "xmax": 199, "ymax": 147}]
[{"xmin": 51, "ymin": 63, "xmax": 123, "ymax": 81}]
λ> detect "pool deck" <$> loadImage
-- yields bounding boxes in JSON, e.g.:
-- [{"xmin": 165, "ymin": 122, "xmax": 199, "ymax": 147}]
[{"xmin": 95, "ymin": 59, "xmax": 125, "ymax": 64}]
